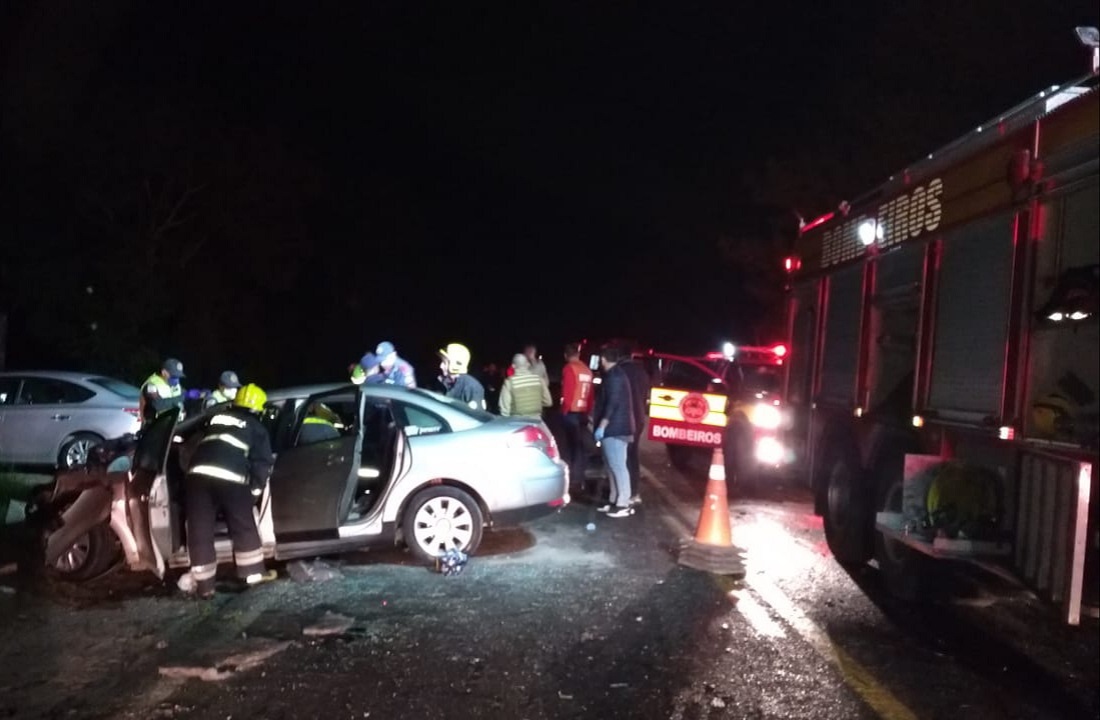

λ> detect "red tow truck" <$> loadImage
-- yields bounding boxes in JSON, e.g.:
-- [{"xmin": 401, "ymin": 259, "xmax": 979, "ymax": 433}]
[{"xmin": 782, "ymin": 39, "xmax": 1098, "ymax": 623}]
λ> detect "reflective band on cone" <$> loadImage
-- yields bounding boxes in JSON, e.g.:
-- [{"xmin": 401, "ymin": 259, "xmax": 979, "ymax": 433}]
[{"xmin": 677, "ymin": 446, "xmax": 744, "ymax": 577}]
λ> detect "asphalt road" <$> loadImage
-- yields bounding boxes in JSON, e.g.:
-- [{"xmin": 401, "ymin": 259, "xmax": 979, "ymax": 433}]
[{"xmin": 0, "ymin": 440, "xmax": 1096, "ymax": 720}]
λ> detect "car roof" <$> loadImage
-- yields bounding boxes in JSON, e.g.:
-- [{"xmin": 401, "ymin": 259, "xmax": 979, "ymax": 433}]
[
  {"xmin": 0, "ymin": 370, "xmax": 132, "ymax": 384},
  {"xmin": 264, "ymin": 382, "xmax": 441, "ymax": 403}
]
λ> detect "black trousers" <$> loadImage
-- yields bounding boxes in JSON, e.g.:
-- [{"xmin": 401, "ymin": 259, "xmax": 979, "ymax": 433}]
[
  {"xmin": 561, "ymin": 412, "xmax": 590, "ymax": 491},
  {"xmin": 185, "ymin": 475, "xmax": 264, "ymax": 591}
]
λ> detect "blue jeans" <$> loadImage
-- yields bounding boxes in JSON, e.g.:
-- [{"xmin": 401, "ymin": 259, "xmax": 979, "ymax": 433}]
[{"xmin": 601, "ymin": 436, "xmax": 632, "ymax": 507}]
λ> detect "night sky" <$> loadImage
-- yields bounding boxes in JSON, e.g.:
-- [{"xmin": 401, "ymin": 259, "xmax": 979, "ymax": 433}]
[{"xmin": 1, "ymin": 1, "xmax": 1097, "ymax": 388}]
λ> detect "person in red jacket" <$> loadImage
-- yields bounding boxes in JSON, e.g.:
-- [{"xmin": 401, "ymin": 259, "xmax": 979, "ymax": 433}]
[{"xmin": 560, "ymin": 342, "xmax": 595, "ymax": 495}]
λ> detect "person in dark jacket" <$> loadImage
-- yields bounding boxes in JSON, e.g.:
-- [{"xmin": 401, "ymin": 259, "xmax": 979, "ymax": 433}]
[
  {"xmin": 592, "ymin": 344, "xmax": 636, "ymax": 518},
  {"xmin": 178, "ymin": 383, "xmax": 276, "ymax": 598},
  {"xmin": 376, "ymin": 341, "xmax": 417, "ymax": 388},
  {"xmin": 438, "ymin": 342, "xmax": 486, "ymax": 410},
  {"xmin": 616, "ymin": 342, "xmax": 651, "ymax": 504}
]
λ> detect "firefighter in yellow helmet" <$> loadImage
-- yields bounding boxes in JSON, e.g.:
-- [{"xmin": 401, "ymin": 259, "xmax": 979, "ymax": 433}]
[
  {"xmin": 1030, "ymin": 392, "xmax": 1075, "ymax": 440},
  {"xmin": 177, "ymin": 383, "xmax": 276, "ymax": 598},
  {"xmin": 438, "ymin": 343, "xmax": 486, "ymax": 410}
]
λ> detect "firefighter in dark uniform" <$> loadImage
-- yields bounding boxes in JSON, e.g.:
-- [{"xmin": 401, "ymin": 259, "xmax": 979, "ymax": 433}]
[
  {"xmin": 438, "ymin": 343, "xmax": 486, "ymax": 410},
  {"xmin": 179, "ymin": 383, "xmax": 276, "ymax": 598}
]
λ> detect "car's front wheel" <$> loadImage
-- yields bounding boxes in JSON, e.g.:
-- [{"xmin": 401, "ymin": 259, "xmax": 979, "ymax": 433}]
[
  {"xmin": 46, "ymin": 522, "xmax": 120, "ymax": 582},
  {"xmin": 402, "ymin": 486, "xmax": 484, "ymax": 564},
  {"xmin": 58, "ymin": 432, "xmax": 104, "ymax": 470}
]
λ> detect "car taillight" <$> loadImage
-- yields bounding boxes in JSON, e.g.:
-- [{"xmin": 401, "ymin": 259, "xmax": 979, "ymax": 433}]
[
  {"xmin": 508, "ymin": 425, "xmax": 559, "ymax": 460},
  {"xmin": 124, "ymin": 407, "xmax": 141, "ymax": 419}
]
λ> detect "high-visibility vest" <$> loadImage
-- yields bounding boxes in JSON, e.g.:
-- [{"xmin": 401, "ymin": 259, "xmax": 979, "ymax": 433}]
[{"xmin": 141, "ymin": 373, "xmax": 182, "ymax": 424}]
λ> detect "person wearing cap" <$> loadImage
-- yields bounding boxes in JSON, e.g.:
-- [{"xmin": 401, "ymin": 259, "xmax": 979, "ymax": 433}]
[
  {"xmin": 349, "ymin": 352, "xmax": 385, "ymax": 385},
  {"xmin": 375, "ymin": 341, "xmax": 417, "ymax": 389},
  {"xmin": 438, "ymin": 343, "xmax": 486, "ymax": 410},
  {"xmin": 499, "ymin": 353, "xmax": 551, "ymax": 418},
  {"xmin": 139, "ymin": 357, "xmax": 187, "ymax": 427},
  {"xmin": 204, "ymin": 370, "xmax": 243, "ymax": 409}
]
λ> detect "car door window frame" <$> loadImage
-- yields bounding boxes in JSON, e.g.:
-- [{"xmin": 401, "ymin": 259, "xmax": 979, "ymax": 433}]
[
  {"xmin": 392, "ymin": 402, "xmax": 450, "ymax": 437},
  {"xmin": 16, "ymin": 377, "xmax": 94, "ymax": 405},
  {"xmin": 0, "ymin": 377, "xmax": 21, "ymax": 406}
]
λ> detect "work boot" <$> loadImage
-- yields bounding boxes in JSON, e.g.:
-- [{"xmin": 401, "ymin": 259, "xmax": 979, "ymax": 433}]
[
  {"xmin": 177, "ymin": 571, "xmax": 215, "ymax": 599},
  {"xmin": 245, "ymin": 569, "xmax": 278, "ymax": 586}
]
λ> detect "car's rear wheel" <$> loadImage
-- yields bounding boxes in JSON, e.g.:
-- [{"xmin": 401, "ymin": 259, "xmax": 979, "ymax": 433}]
[
  {"xmin": 58, "ymin": 432, "xmax": 104, "ymax": 470},
  {"xmin": 402, "ymin": 486, "xmax": 484, "ymax": 564},
  {"xmin": 46, "ymin": 522, "xmax": 120, "ymax": 582}
]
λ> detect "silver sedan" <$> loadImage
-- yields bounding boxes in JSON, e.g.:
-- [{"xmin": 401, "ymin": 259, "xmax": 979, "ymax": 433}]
[
  {"xmin": 0, "ymin": 371, "xmax": 142, "ymax": 468},
  {"xmin": 37, "ymin": 382, "xmax": 571, "ymax": 582}
]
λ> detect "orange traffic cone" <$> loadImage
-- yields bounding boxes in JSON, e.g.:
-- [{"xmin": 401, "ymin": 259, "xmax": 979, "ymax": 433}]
[{"xmin": 678, "ymin": 446, "xmax": 745, "ymax": 577}]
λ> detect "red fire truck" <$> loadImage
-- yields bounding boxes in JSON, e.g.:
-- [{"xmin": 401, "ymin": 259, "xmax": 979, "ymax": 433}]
[
  {"xmin": 783, "ymin": 44, "xmax": 1098, "ymax": 623},
  {"xmin": 646, "ymin": 344, "xmax": 794, "ymax": 488}
]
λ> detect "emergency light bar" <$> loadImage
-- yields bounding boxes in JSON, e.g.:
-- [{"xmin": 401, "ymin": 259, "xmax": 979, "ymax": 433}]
[{"xmin": 711, "ymin": 343, "xmax": 788, "ymax": 364}]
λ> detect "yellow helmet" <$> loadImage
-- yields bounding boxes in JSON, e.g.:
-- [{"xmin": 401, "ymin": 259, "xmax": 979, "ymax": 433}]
[
  {"xmin": 439, "ymin": 343, "xmax": 471, "ymax": 374},
  {"xmin": 925, "ymin": 461, "xmax": 998, "ymax": 538},
  {"xmin": 234, "ymin": 383, "xmax": 267, "ymax": 413},
  {"xmin": 1030, "ymin": 393, "xmax": 1074, "ymax": 439}
]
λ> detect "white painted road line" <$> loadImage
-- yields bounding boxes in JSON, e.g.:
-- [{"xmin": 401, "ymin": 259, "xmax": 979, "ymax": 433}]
[{"xmin": 643, "ymin": 466, "xmax": 920, "ymax": 720}]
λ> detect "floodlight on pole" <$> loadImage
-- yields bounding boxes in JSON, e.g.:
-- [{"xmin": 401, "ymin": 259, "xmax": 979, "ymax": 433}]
[{"xmin": 1076, "ymin": 26, "xmax": 1099, "ymax": 74}]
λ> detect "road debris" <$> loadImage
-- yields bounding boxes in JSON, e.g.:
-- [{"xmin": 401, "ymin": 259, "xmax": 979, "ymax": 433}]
[
  {"xmin": 303, "ymin": 611, "xmax": 356, "ymax": 637},
  {"xmin": 158, "ymin": 639, "xmax": 291, "ymax": 682},
  {"xmin": 286, "ymin": 559, "xmax": 342, "ymax": 583}
]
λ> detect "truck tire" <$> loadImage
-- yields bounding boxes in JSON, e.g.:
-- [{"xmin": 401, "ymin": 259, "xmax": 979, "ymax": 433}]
[
  {"xmin": 666, "ymin": 444, "xmax": 696, "ymax": 472},
  {"xmin": 874, "ymin": 470, "xmax": 933, "ymax": 602},
  {"xmin": 822, "ymin": 452, "xmax": 872, "ymax": 566}
]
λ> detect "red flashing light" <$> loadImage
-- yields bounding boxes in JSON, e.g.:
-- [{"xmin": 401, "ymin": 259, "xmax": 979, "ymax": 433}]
[
  {"xmin": 704, "ymin": 351, "xmax": 725, "ymax": 360},
  {"xmin": 783, "ymin": 256, "xmax": 801, "ymax": 273},
  {"xmin": 771, "ymin": 344, "xmax": 788, "ymax": 358}
]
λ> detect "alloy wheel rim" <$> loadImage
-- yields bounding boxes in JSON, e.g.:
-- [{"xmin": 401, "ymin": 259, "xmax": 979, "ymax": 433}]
[
  {"xmin": 55, "ymin": 533, "xmax": 91, "ymax": 573},
  {"xmin": 412, "ymin": 497, "xmax": 474, "ymax": 556},
  {"xmin": 65, "ymin": 439, "xmax": 95, "ymax": 468}
]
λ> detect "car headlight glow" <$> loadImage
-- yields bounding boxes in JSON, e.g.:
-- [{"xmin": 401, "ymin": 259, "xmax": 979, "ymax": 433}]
[
  {"xmin": 748, "ymin": 402, "xmax": 782, "ymax": 430},
  {"xmin": 754, "ymin": 436, "xmax": 785, "ymax": 465}
]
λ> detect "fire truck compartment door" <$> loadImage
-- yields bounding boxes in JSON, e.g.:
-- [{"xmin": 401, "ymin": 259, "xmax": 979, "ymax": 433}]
[{"xmin": 928, "ymin": 212, "xmax": 1015, "ymax": 419}]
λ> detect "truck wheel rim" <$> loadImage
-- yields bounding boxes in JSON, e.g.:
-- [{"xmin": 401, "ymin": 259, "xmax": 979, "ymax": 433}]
[
  {"xmin": 880, "ymin": 480, "xmax": 906, "ymax": 564},
  {"xmin": 412, "ymin": 497, "xmax": 473, "ymax": 556}
]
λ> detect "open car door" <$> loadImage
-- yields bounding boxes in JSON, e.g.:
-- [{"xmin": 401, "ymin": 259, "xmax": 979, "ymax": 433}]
[
  {"xmin": 128, "ymin": 407, "xmax": 180, "ymax": 577},
  {"xmin": 268, "ymin": 387, "xmax": 364, "ymax": 540}
]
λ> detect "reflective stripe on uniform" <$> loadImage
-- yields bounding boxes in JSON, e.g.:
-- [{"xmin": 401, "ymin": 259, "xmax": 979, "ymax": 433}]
[
  {"xmin": 208, "ymin": 414, "xmax": 247, "ymax": 428},
  {"xmin": 191, "ymin": 563, "xmax": 217, "ymax": 581},
  {"xmin": 234, "ymin": 547, "xmax": 265, "ymax": 567},
  {"xmin": 190, "ymin": 464, "xmax": 248, "ymax": 484},
  {"xmin": 199, "ymin": 433, "xmax": 250, "ymax": 452}
]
